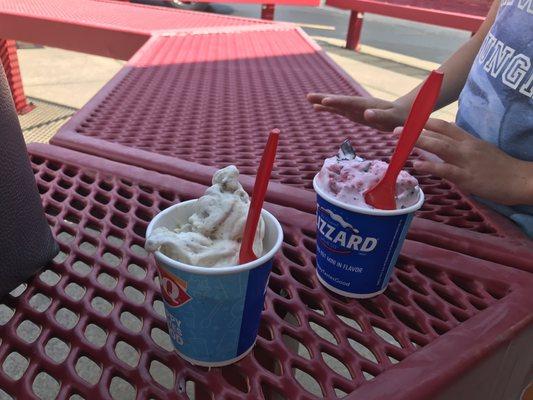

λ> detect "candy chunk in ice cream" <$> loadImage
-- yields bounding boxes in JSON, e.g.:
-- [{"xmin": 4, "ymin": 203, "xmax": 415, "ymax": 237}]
[
  {"xmin": 145, "ymin": 166, "xmax": 265, "ymax": 267},
  {"xmin": 316, "ymin": 154, "xmax": 420, "ymax": 210}
]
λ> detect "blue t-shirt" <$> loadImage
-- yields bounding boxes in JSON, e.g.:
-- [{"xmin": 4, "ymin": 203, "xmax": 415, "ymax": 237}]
[{"xmin": 456, "ymin": 0, "xmax": 533, "ymax": 238}]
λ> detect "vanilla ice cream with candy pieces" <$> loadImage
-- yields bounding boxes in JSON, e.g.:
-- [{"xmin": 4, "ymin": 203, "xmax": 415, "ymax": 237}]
[
  {"xmin": 316, "ymin": 152, "xmax": 420, "ymax": 210},
  {"xmin": 145, "ymin": 166, "xmax": 265, "ymax": 267}
]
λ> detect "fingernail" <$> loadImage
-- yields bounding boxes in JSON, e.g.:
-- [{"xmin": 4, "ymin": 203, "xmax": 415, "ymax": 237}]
[
  {"xmin": 322, "ymin": 97, "xmax": 331, "ymax": 104},
  {"xmin": 393, "ymin": 126, "xmax": 403, "ymax": 134},
  {"xmin": 365, "ymin": 110, "xmax": 375, "ymax": 119}
]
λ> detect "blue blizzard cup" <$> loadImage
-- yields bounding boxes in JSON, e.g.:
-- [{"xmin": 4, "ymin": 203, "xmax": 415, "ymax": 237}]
[
  {"xmin": 313, "ymin": 175, "xmax": 424, "ymax": 298},
  {"xmin": 146, "ymin": 200, "xmax": 283, "ymax": 367}
]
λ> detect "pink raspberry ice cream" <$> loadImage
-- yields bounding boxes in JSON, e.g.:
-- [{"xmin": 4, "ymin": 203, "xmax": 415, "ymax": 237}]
[{"xmin": 316, "ymin": 155, "xmax": 420, "ymax": 210}]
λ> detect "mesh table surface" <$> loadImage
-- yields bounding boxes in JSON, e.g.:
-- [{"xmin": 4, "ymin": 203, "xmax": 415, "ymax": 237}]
[
  {"xmin": 0, "ymin": 143, "xmax": 531, "ymax": 400},
  {"xmin": 0, "ymin": 0, "xmax": 291, "ymax": 60},
  {"xmin": 0, "ymin": 0, "xmax": 278, "ymax": 35},
  {"xmin": 52, "ymin": 29, "xmax": 527, "ymax": 241}
]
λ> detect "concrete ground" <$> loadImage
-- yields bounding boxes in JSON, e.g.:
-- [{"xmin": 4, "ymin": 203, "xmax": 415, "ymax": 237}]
[{"xmin": 10, "ymin": 4, "xmax": 467, "ymax": 399}]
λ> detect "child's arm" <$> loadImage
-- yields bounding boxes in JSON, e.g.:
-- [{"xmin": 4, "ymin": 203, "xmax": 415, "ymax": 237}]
[
  {"xmin": 397, "ymin": 0, "xmax": 500, "ymax": 111},
  {"xmin": 307, "ymin": 0, "xmax": 501, "ymax": 132},
  {"xmin": 411, "ymin": 119, "xmax": 533, "ymax": 206}
]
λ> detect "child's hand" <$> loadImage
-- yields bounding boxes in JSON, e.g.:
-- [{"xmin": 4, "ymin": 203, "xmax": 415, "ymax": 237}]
[
  {"xmin": 406, "ymin": 119, "xmax": 532, "ymax": 205},
  {"xmin": 307, "ymin": 93, "xmax": 409, "ymax": 132}
]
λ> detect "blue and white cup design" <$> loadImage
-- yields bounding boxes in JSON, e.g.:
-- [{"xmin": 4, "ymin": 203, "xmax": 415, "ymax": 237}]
[
  {"xmin": 313, "ymin": 176, "xmax": 424, "ymax": 298},
  {"xmin": 146, "ymin": 200, "xmax": 283, "ymax": 367}
]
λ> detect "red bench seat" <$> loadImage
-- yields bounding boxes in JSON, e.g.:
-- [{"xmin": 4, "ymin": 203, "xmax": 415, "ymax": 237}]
[{"xmin": 325, "ymin": 0, "xmax": 491, "ymax": 50}]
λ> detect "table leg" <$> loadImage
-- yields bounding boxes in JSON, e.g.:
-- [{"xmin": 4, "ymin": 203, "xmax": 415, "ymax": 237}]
[
  {"xmin": 0, "ymin": 39, "xmax": 34, "ymax": 114},
  {"xmin": 261, "ymin": 4, "xmax": 275, "ymax": 20},
  {"xmin": 346, "ymin": 10, "xmax": 364, "ymax": 51}
]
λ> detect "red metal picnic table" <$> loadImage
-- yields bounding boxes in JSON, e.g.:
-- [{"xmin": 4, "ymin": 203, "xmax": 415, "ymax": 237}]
[
  {"xmin": 51, "ymin": 28, "xmax": 529, "ymax": 244},
  {"xmin": 0, "ymin": 39, "xmax": 33, "ymax": 114},
  {"xmin": 0, "ymin": 1, "xmax": 531, "ymax": 398},
  {"xmin": 0, "ymin": 0, "xmax": 290, "ymax": 113},
  {"xmin": 1, "ymin": 0, "xmax": 526, "ymax": 243},
  {"xmin": 325, "ymin": 0, "xmax": 492, "ymax": 51},
  {"xmin": 0, "ymin": 142, "xmax": 530, "ymax": 400}
]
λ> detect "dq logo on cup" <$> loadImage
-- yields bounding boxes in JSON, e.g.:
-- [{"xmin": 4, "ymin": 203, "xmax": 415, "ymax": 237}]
[
  {"xmin": 315, "ymin": 193, "xmax": 415, "ymax": 297},
  {"xmin": 159, "ymin": 268, "xmax": 192, "ymax": 308},
  {"xmin": 157, "ymin": 261, "xmax": 273, "ymax": 366},
  {"xmin": 147, "ymin": 201, "xmax": 284, "ymax": 367}
]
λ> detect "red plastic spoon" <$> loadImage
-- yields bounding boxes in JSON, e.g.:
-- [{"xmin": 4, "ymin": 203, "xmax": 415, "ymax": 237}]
[
  {"xmin": 239, "ymin": 129, "xmax": 280, "ymax": 264},
  {"xmin": 364, "ymin": 70, "xmax": 444, "ymax": 210}
]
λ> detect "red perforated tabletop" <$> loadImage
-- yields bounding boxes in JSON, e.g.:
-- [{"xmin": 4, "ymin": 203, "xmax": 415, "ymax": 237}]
[
  {"xmin": 0, "ymin": 0, "xmax": 277, "ymax": 33},
  {"xmin": 0, "ymin": 0, "xmax": 285, "ymax": 59},
  {"xmin": 52, "ymin": 29, "xmax": 528, "ymax": 241},
  {"xmin": 0, "ymin": 143, "xmax": 530, "ymax": 400}
]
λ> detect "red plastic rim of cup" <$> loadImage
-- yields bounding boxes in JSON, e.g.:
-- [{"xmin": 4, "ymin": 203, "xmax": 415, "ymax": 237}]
[
  {"xmin": 146, "ymin": 200, "xmax": 284, "ymax": 275},
  {"xmin": 313, "ymin": 174, "xmax": 425, "ymax": 216}
]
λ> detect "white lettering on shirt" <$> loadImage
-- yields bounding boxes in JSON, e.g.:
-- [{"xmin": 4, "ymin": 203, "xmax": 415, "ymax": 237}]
[
  {"xmin": 484, "ymin": 40, "xmax": 515, "ymax": 77},
  {"xmin": 502, "ymin": 54, "xmax": 531, "ymax": 89},
  {"xmin": 477, "ymin": 31, "xmax": 532, "ymax": 99},
  {"xmin": 519, "ymin": 73, "xmax": 533, "ymax": 97},
  {"xmin": 517, "ymin": 0, "xmax": 533, "ymax": 14},
  {"xmin": 478, "ymin": 33, "xmax": 497, "ymax": 64}
]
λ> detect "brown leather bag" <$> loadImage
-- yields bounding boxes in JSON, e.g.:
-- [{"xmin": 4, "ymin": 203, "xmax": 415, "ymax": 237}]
[{"xmin": 0, "ymin": 64, "xmax": 58, "ymax": 298}]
